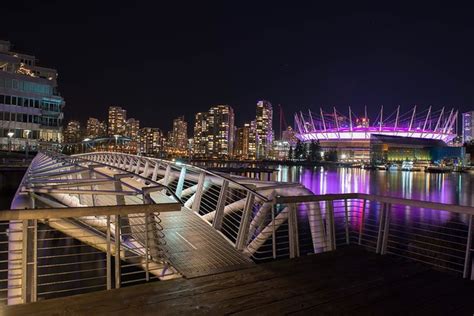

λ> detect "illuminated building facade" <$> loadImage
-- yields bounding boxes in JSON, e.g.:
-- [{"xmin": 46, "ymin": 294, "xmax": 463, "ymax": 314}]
[
  {"xmin": 193, "ymin": 105, "xmax": 234, "ymax": 159},
  {"xmin": 0, "ymin": 40, "xmax": 64, "ymax": 151},
  {"xmin": 64, "ymin": 120, "xmax": 81, "ymax": 143},
  {"xmin": 169, "ymin": 116, "xmax": 188, "ymax": 154},
  {"xmin": 256, "ymin": 100, "xmax": 273, "ymax": 159},
  {"xmin": 462, "ymin": 111, "xmax": 473, "ymax": 143},
  {"xmin": 86, "ymin": 117, "xmax": 107, "ymax": 138},
  {"xmin": 295, "ymin": 106, "xmax": 458, "ymax": 161},
  {"xmin": 108, "ymin": 106, "xmax": 127, "ymax": 136},
  {"xmin": 235, "ymin": 122, "xmax": 257, "ymax": 160},
  {"xmin": 125, "ymin": 118, "xmax": 140, "ymax": 140},
  {"xmin": 138, "ymin": 127, "xmax": 164, "ymax": 155},
  {"xmin": 193, "ymin": 112, "xmax": 208, "ymax": 157}
]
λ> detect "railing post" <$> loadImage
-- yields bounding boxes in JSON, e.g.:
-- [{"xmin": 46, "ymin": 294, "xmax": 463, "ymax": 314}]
[
  {"xmin": 376, "ymin": 202, "xmax": 387, "ymax": 254},
  {"xmin": 381, "ymin": 203, "xmax": 391, "ymax": 255},
  {"xmin": 236, "ymin": 192, "xmax": 256, "ymax": 251},
  {"xmin": 358, "ymin": 199, "xmax": 367, "ymax": 245},
  {"xmin": 106, "ymin": 215, "xmax": 112, "ymax": 290},
  {"xmin": 115, "ymin": 215, "xmax": 121, "ymax": 289},
  {"xmin": 326, "ymin": 200, "xmax": 336, "ymax": 251},
  {"xmin": 192, "ymin": 172, "xmax": 206, "ymax": 213},
  {"xmin": 213, "ymin": 180, "xmax": 229, "ymax": 230},
  {"xmin": 134, "ymin": 158, "xmax": 141, "ymax": 174},
  {"xmin": 272, "ymin": 203, "xmax": 277, "ymax": 259},
  {"xmin": 144, "ymin": 213, "xmax": 150, "ymax": 282},
  {"xmin": 151, "ymin": 162, "xmax": 160, "ymax": 181},
  {"xmin": 128, "ymin": 157, "xmax": 134, "ymax": 172},
  {"xmin": 288, "ymin": 203, "xmax": 299, "ymax": 258},
  {"xmin": 344, "ymin": 199, "xmax": 350, "ymax": 245},
  {"xmin": 163, "ymin": 165, "xmax": 171, "ymax": 186},
  {"xmin": 464, "ymin": 214, "xmax": 473, "ymax": 279},
  {"xmin": 143, "ymin": 160, "xmax": 150, "ymax": 177},
  {"xmin": 175, "ymin": 166, "xmax": 187, "ymax": 198}
]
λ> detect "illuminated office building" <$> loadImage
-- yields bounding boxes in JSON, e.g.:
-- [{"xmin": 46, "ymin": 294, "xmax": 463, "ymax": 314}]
[
  {"xmin": 0, "ymin": 40, "xmax": 65, "ymax": 150},
  {"xmin": 138, "ymin": 127, "xmax": 165, "ymax": 155},
  {"xmin": 462, "ymin": 111, "xmax": 473, "ymax": 143},
  {"xmin": 125, "ymin": 118, "xmax": 140, "ymax": 140},
  {"xmin": 256, "ymin": 100, "xmax": 273, "ymax": 159},
  {"xmin": 108, "ymin": 106, "xmax": 127, "ymax": 136},
  {"xmin": 86, "ymin": 117, "xmax": 107, "ymax": 138},
  {"xmin": 64, "ymin": 120, "xmax": 81, "ymax": 143},
  {"xmin": 235, "ymin": 122, "xmax": 257, "ymax": 160},
  {"xmin": 169, "ymin": 116, "xmax": 188, "ymax": 154},
  {"xmin": 193, "ymin": 105, "xmax": 234, "ymax": 159}
]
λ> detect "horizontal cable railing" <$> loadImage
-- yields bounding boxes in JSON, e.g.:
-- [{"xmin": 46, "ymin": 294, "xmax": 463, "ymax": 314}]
[
  {"xmin": 0, "ymin": 203, "xmax": 181, "ymax": 305},
  {"xmin": 244, "ymin": 193, "xmax": 473, "ymax": 280}
]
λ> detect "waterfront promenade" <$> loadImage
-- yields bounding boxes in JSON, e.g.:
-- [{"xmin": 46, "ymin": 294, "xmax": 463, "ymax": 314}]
[
  {"xmin": 1, "ymin": 151, "xmax": 473, "ymax": 313},
  {"xmin": 3, "ymin": 246, "xmax": 474, "ymax": 315}
]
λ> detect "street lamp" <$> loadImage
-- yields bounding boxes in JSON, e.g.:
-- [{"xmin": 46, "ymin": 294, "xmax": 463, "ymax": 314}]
[
  {"xmin": 83, "ymin": 138, "xmax": 91, "ymax": 153},
  {"xmin": 25, "ymin": 130, "xmax": 31, "ymax": 159},
  {"xmin": 114, "ymin": 135, "xmax": 120, "ymax": 152},
  {"xmin": 7, "ymin": 132, "xmax": 14, "ymax": 153}
]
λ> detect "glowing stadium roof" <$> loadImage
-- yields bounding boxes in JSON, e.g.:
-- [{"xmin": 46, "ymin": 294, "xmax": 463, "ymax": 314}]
[{"xmin": 295, "ymin": 106, "xmax": 458, "ymax": 143}]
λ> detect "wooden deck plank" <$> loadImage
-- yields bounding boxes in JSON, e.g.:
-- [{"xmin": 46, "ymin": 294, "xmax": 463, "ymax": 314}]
[{"xmin": 3, "ymin": 246, "xmax": 474, "ymax": 316}]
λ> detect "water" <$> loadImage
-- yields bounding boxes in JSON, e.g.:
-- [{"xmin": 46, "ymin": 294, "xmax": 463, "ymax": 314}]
[{"xmin": 274, "ymin": 166, "xmax": 474, "ymax": 207}]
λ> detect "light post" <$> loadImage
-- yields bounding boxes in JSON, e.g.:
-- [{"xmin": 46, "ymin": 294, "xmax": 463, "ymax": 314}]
[
  {"xmin": 7, "ymin": 132, "xmax": 14, "ymax": 153},
  {"xmin": 25, "ymin": 130, "xmax": 30, "ymax": 159},
  {"xmin": 83, "ymin": 138, "xmax": 91, "ymax": 153},
  {"xmin": 114, "ymin": 135, "xmax": 120, "ymax": 152}
]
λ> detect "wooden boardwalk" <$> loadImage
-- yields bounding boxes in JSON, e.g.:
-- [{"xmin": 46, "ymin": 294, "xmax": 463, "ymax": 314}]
[
  {"xmin": 160, "ymin": 208, "xmax": 255, "ymax": 278},
  {"xmin": 3, "ymin": 246, "xmax": 474, "ymax": 315}
]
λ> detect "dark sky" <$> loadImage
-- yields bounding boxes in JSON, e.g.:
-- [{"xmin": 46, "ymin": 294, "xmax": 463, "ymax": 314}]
[{"xmin": 1, "ymin": 1, "xmax": 473, "ymax": 132}]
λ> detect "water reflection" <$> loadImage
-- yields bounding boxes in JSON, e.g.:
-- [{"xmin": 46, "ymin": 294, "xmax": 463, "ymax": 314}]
[{"xmin": 279, "ymin": 166, "xmax": 474, "ymax": 207}]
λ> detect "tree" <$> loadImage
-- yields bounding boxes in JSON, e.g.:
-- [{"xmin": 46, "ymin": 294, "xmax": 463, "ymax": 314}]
[
  {"xmin": 294, "ymin": 140, "xmax": 305, "ymax": 160},
  {"xmin": 288, "ymin": 146, "xmax": 293, "ymax": 160},
  {"xmin": 308, "ymin": 140, "xmax": 322, "ymax": 162},
  {"xmin": 324, "ymin": 150, "xmax": 338, "ymax": 162}
]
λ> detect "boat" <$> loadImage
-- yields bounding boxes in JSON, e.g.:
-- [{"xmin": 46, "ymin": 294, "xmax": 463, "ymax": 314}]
[
  {"xmin": 425, "ymin": 165, "xmax": 452, "ymax": 173},
  {"xmin": 376, "ymin": 164, "xmax": 388, "ymax": 170},
  {"xmin": 388, "ymin": 164, "xmax": 400, "ymax": 171}
]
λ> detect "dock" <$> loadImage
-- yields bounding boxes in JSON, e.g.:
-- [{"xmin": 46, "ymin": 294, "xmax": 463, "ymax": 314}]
[{"xmin": 3, "ymin": 246, "xmax": 474, "ymax": 315}]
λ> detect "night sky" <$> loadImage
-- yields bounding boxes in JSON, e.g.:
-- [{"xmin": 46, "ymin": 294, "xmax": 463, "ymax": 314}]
[{"xmin": 1, "ymin": 1, "xmax": 473, "ymax": 132}]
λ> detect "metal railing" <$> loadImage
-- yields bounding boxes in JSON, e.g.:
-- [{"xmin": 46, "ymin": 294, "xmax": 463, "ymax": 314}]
[
  {"xmin": 2, "ymin": 151, "xmax": 184, "ymax": 306},
  {"xmin": 76, "ymin": 152, "xmax": 474, "ymax": 281},
  {"xmin": 245, "ymin": 193, "xmax": 474, "ymax": 279},
  {"xmin": 0, "ymin": 203, "xmax": 180, "ymax": 305}
]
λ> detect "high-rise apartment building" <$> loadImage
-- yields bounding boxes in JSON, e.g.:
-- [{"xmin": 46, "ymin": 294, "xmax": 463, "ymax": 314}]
[
  {"xmin": 108, "ymin": 106, "xmax": 127, "ymax": 136},
  {"xmin": 169, "ymin": 116, "xmax": 188, "ymax": 153},
  {"xmin": 86, "ymin": 117, "xmax": 107, "ymax": 138},
  {"xmin": 125, "ymin": 118, "xmax": 140, "ymax": 140},
  {"xmin": 64, "ymin": 120, "xmax": 81, "ymax": 143},
  {"xmin": 0, "ymin": 40, "xmax": 65, "ymax": 150},
  {"xmin": 193, "ymin": 105, "xmax": 234, "ymax": 159},
  {"xmin": 193, "ymin": 112, "xmax": 208, "ymax": 157},
  {"xmin": 138, "ymin": 127, "xmax": 165, "ymax": 155},
  {"xmin": 235, "ymin": 122, "xmax": 257, "ymax": 160},
  {"xmin": 256, "ymin": 100, "xmax": 273, "ymax": 159},
  {"xmin": 462, "ymin": 111, "xmax": 473, "ymax": 143}
]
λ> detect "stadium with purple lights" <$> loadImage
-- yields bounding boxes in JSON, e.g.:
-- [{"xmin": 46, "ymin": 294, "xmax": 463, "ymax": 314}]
[{"xmin": 293, "ymin": 106, "xmax": 459, "ymax": 161}]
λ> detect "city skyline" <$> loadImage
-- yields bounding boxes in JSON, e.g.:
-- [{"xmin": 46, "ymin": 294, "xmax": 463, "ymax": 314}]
[{"xmin": 2, "ymin": 2, "xmax": 474, "ymax": 131}]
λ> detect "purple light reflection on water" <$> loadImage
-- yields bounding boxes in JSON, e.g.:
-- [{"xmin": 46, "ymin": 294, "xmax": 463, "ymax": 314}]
[
  {"xmin": 279, "ymin": 166, "xmax": 474, "ymax": 207},
  {"xmin": 278, "ymin": 166, "xmax": 474, "ymax": 226}
]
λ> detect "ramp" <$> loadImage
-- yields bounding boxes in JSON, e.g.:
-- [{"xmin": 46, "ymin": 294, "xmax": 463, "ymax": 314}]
[{"xmin": 161, "ymin": 208, "xmax": 254, "ymax": 278}]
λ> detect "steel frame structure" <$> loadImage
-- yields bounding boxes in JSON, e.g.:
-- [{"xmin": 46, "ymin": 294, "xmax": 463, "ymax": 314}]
[{"xmin": 295, "ymin": 106, "xmax": 458, "ymax": 143}]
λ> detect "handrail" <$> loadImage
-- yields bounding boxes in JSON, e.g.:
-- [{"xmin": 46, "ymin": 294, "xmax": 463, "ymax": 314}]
[
  {"xmin": 38, "ymin": 151, "xmax": 184, "ymax": 205},
  {"xmin": 0, "ymin": 203, "xmax": 181, "ymax": 220},
  {"xmin": 276, "ymin": 193, "xmax": 474, "ymax": 215},
  {"xmin": 75, "ymin": 152, "xmax": 270, "ymax": 202}
]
